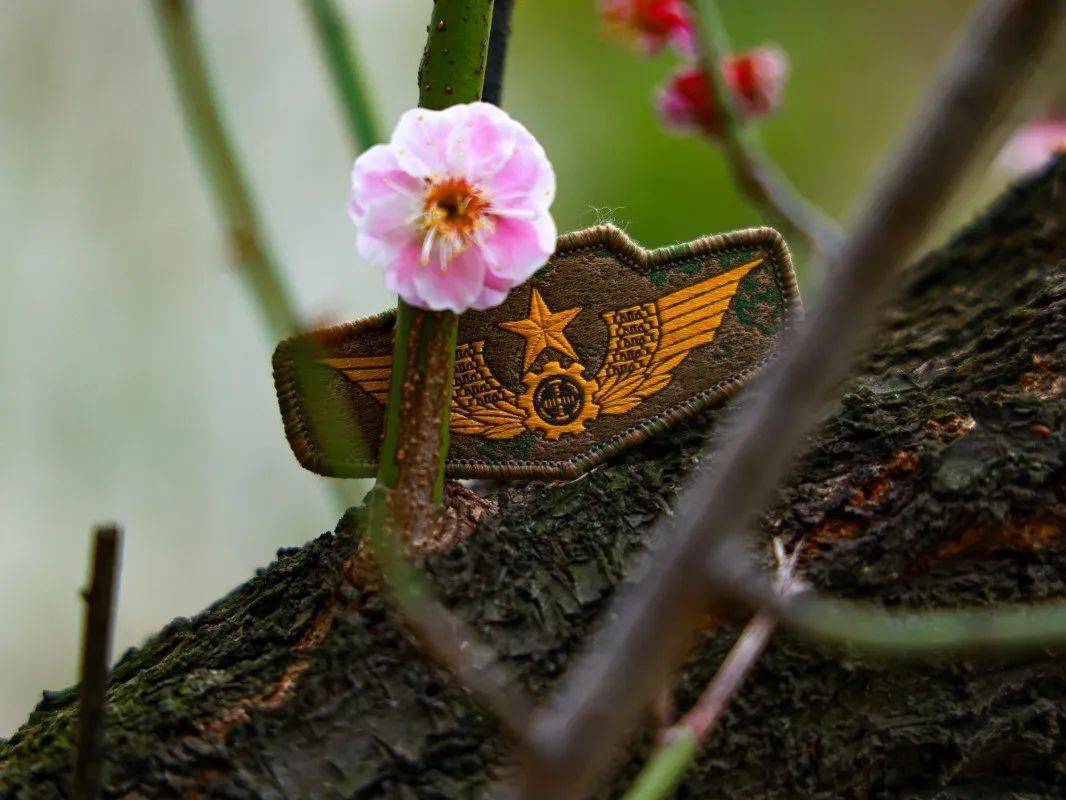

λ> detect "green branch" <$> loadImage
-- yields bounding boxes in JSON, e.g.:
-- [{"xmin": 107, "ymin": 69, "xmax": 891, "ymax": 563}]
[
  {"xmin": 690, "ymin": 0, "xmax": 841, "ymax": 261},
  {"xmin": 303, "ymin": 0, "xmax": 383, "ymax": 152},
  {"xmin": 375, "ymin": 303, "xmax": 459, "ymax": 507},
  {"xmin": 621, "ymin": 731, "xmax": 697, "ymax": 800},
  {"xmin": 152, "ymin": 0, "xmax": 300, "ymax": 343},
  {"xmin": 153, "ymin": 0, "xmax": 364, "ymax": 513},
  {"xmin": 785, "ymin": 593, "xmax": 1066, "ymax": 654},
  {"xmin": 376, "ymin": 0, "xmax": 493, "ymax": 505},
  {"xmin": 362, "ymin": 0, "xmax": 533, "ymax": 734},
  {"xmin": 417, "ymin": 0, "xmax": 495, "ymax": 110}
]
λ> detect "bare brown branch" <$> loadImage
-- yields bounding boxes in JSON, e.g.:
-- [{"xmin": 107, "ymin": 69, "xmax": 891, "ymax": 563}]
[
  {"xmin": 403, "ymin": 593, "xmax": 536, "ymax": 737},
  {"xmin": 619, "ymin": 542, "xmax": 803, "ymax": 800},
  {"xmin": 516, "ymin": 2, "xmax": 1066, "ymax": 797},
  {"xmin": 364, "ymin": 487, "xmax": 535, "ymax": 739},
  {"xmin": 671, "ymin": 541, "xmax": 801, "ymax": 743}
]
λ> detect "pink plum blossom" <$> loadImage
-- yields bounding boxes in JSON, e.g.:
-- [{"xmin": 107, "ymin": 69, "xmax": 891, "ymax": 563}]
[
  {"xmin": 349, "ymin": 102, "xmax": 556, "ymax": 313},
  {"xmin": 996, "ymin": 119, "xmax": 1066, "ymax": 175},
  {"xmin": 600, "ymin": 0, "xmax": 696, "ymax": 56},
  {"xmin": 657, "ymin": 46, "xmax": 789, "ymax": 139}
]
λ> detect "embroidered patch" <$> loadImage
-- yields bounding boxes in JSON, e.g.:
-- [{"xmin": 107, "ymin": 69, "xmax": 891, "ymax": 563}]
[{"xmin": 273, "ymin": 225, "xmax": 799, "ymax": 480}]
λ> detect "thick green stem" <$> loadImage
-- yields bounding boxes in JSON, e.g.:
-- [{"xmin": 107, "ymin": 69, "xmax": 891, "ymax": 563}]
[
  {"xmin": 376, "ymin": 301, "xmax": 458, "ymax": 533},
  {"xmin": 417, "ymin": 0, "xmax": 494, "ymax": 110},
  {"xmin": 690, "ymin": 0, "xmax": 841, "ymax": 262},
  {"xmin": 152, "ymin": 0, "xmax": 300, "ymax": 343},
  {"xmin": 303, "ymin": 0, "xmax": 383, "ymax": 152},
  {"xmin": 361, "ymin": 0, "xmax": 530, "ymax": 734},
  {"xmin": 376, "ymin": 0, "xmax": 492, "ymax": 515}
]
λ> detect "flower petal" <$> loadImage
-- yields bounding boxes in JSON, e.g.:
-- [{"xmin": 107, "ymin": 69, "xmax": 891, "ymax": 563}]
[
  {"xmin": 408, "ymin": 247, "xmax": 488, "ymax": 313},
  {"xmin": 470, "ymin": 267, "xmax": 515, "ymax": 310},
  {"xmin": 354, "ymin": 192, "xmax": 420, "ymax": 265},
  {"xmin": 656, "ymin": 80, "xmax": 696, "ymax": 133},
  {"xmin": 390, "ymin": 107, "xmax": 454, "ymax": 179},
  {"xmin": 348, "ymin": 102, "xmax": 557, "ymax": 313},
  {"xmin": 996, "ymin": 120, "xmax": 1066, "ymax": 174},
  {"xmin": 471, "ymin": 277, "xmax": 512, "ymax": 310},
  {"xmin": 669, "ymin": 22, "xmax": 696, "ymax": 57},
  {"xmin": 487, "ymin": 132, "xmax": 556, "ymax": 210},
  {"xmin": 349, "ymin": 144, "xmax": 420, "ymax": 219},
  {"xmin": 480, "ymin": 213, "xmax": 556, "ymax": 285},
  {"xmin": 724, "ymin": 45, "xmax": 789, "ymax": 119},
  {"xmin": 380, "ymin": 238, "xmax": 423, "ymax": 300},
  {"xmin": 444, "ymin": 102, "xmax": 521, "ymax": 179}
]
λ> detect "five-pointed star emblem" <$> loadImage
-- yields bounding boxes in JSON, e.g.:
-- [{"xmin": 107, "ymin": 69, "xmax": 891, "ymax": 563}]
[{"xmin": 500, "ymin": 289, "xmax": 581, "ymax": 370}]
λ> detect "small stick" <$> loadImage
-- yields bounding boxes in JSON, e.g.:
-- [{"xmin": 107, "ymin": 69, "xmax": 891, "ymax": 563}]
[
  {"xmin": 72, "ymin": 525, "xmax": 123, "ymax": 800},
  {"xmin": 675, "ymin": 541, "xmax": 801, "ymax": 741},
  {"xmin": 303, "ymin": 0, "xmax": 383, "ymax": 152},
  {"xmin": 152, "ymin": 0, "xmax": 361, "ymax": 513},
  {"xmin": 621, "ymin": 540, "xmax": 802, "ymax": 800},
  {"xmin": 151, "ymin": 0, "xmax": 300, "ymax": 344},
  {"xmin": 482, "ymin": 0, "xmax": 516, "ymax": 107}
]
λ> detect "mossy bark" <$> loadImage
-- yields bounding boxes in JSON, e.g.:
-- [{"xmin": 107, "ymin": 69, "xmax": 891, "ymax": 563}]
[{"xmin": 3, "ymin": 161, "xmax": 1065, "ymax": 799}]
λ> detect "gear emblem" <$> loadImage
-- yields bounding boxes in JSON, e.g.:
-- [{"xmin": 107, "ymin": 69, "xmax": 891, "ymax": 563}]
[{"xmin": 518, "ymin": 361, "xmax": 600, "ymax": 440}]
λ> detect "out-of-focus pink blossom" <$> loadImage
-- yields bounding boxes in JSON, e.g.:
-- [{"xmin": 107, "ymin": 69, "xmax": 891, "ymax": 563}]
[
  {"xmin": 657, "ymin": 46, "xmax": 789, "ymax": 139},
  {"xmin": 349, "ymin": 103, "xmax": 556, "ymax": 313},
  {"xmin": 601, "ymin": 0, "xmax": 696, "ymax": 56},
  {"xmin": 996, "ymin": 119, "xmax": 1066, "ymax": 175}
]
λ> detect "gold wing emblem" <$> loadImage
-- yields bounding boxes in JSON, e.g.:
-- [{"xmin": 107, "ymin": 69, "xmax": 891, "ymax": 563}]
[
  {"xmin": 450, "ymin": 341, "xmax": 528, "ymax": 439},
  {"xmin": 322, "ymin": 257, "xmax": 761, "ymax": 441},
  {"xmin": 319, "ymin": 354, "xmax": 392, "ymax": 404},
  {"xmin": 321, "ymin": 343, "xmax": 528, "ymax": 440},
  {"xmin": 592, "ymin": 257, "xmax": 763, "ymax": 415}
]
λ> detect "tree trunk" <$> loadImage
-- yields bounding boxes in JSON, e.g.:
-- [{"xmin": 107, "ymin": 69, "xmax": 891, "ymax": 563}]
[{"xmin": 2, "ymin": 161, "xmax": 1065, "ymax": 799}]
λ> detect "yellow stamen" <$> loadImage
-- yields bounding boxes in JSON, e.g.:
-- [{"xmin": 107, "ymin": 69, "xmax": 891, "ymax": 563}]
[{"xmin": 419, "ymin": 176, "xmax": 494, "ymax": 266}]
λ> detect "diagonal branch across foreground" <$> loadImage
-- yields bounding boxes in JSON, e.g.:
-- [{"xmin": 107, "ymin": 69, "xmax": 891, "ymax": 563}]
[{"xmin": 516, "ymin": 2, "xmax": 1066, "ymax": 797}]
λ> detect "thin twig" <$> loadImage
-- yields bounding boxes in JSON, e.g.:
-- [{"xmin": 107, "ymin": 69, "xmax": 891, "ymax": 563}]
[
  {"xmin": 152, "ymin": 0, "xmax": 300, "ymax": 343},
  {"xmin": 153, "ymin": 0, "xmax": 361, "ymax": 513},
  {"xmin": 303, "ymin": 0, "xmax": 383, "ymax": 152},
  {"xmin": 517, "ymin": 3, "xmax": 1065, "ymax": 798},
  {"xmin": 483, "ymin": 0, "xmax": 515, "ymax": 106},
  {"xmin": 620, "ymin": 731, "xmax": 697, "ymax": 800},
  {"xmin": 691, "ymin": 0, "xmax": 842, "ymax": 261},
  {"xmin": 760, "ymin": 581, "xmax": 1066, "ymax": 655},
  {"xmin": 366, "ymin": 489, "xmax": 534, "ymax": 736},
  {"xmin": 72, "ymin": 525, "xmax": 123, "ymax": 800},
  {"xmin": 404, "ymin": 598, "xmax": 535, "ymax": 734},
  {"xmin": 621, "ymin": 541, "xmax": 802, "ymax": 800}
]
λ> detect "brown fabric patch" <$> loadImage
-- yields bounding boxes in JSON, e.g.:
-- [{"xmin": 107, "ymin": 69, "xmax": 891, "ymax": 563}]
[{"xmin": 273, "ymin": 224, "xmax": 799, "ymax": 479}]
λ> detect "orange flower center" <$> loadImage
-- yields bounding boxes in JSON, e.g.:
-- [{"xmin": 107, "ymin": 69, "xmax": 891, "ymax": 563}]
[{"xmin": 420, "ymin": 177, "xmax": 493, "ymax": 264}]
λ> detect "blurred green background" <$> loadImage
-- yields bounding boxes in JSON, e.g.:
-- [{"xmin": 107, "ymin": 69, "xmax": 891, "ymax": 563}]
[{"xmin": 2, "ymin": 0, "xmax": 1021, "ymax": 734}]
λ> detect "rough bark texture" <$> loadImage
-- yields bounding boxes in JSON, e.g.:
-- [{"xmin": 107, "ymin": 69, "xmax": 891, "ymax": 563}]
[{"xmin": 2, "ymin": 161, "xmax": 1065, "ymax": 799}]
